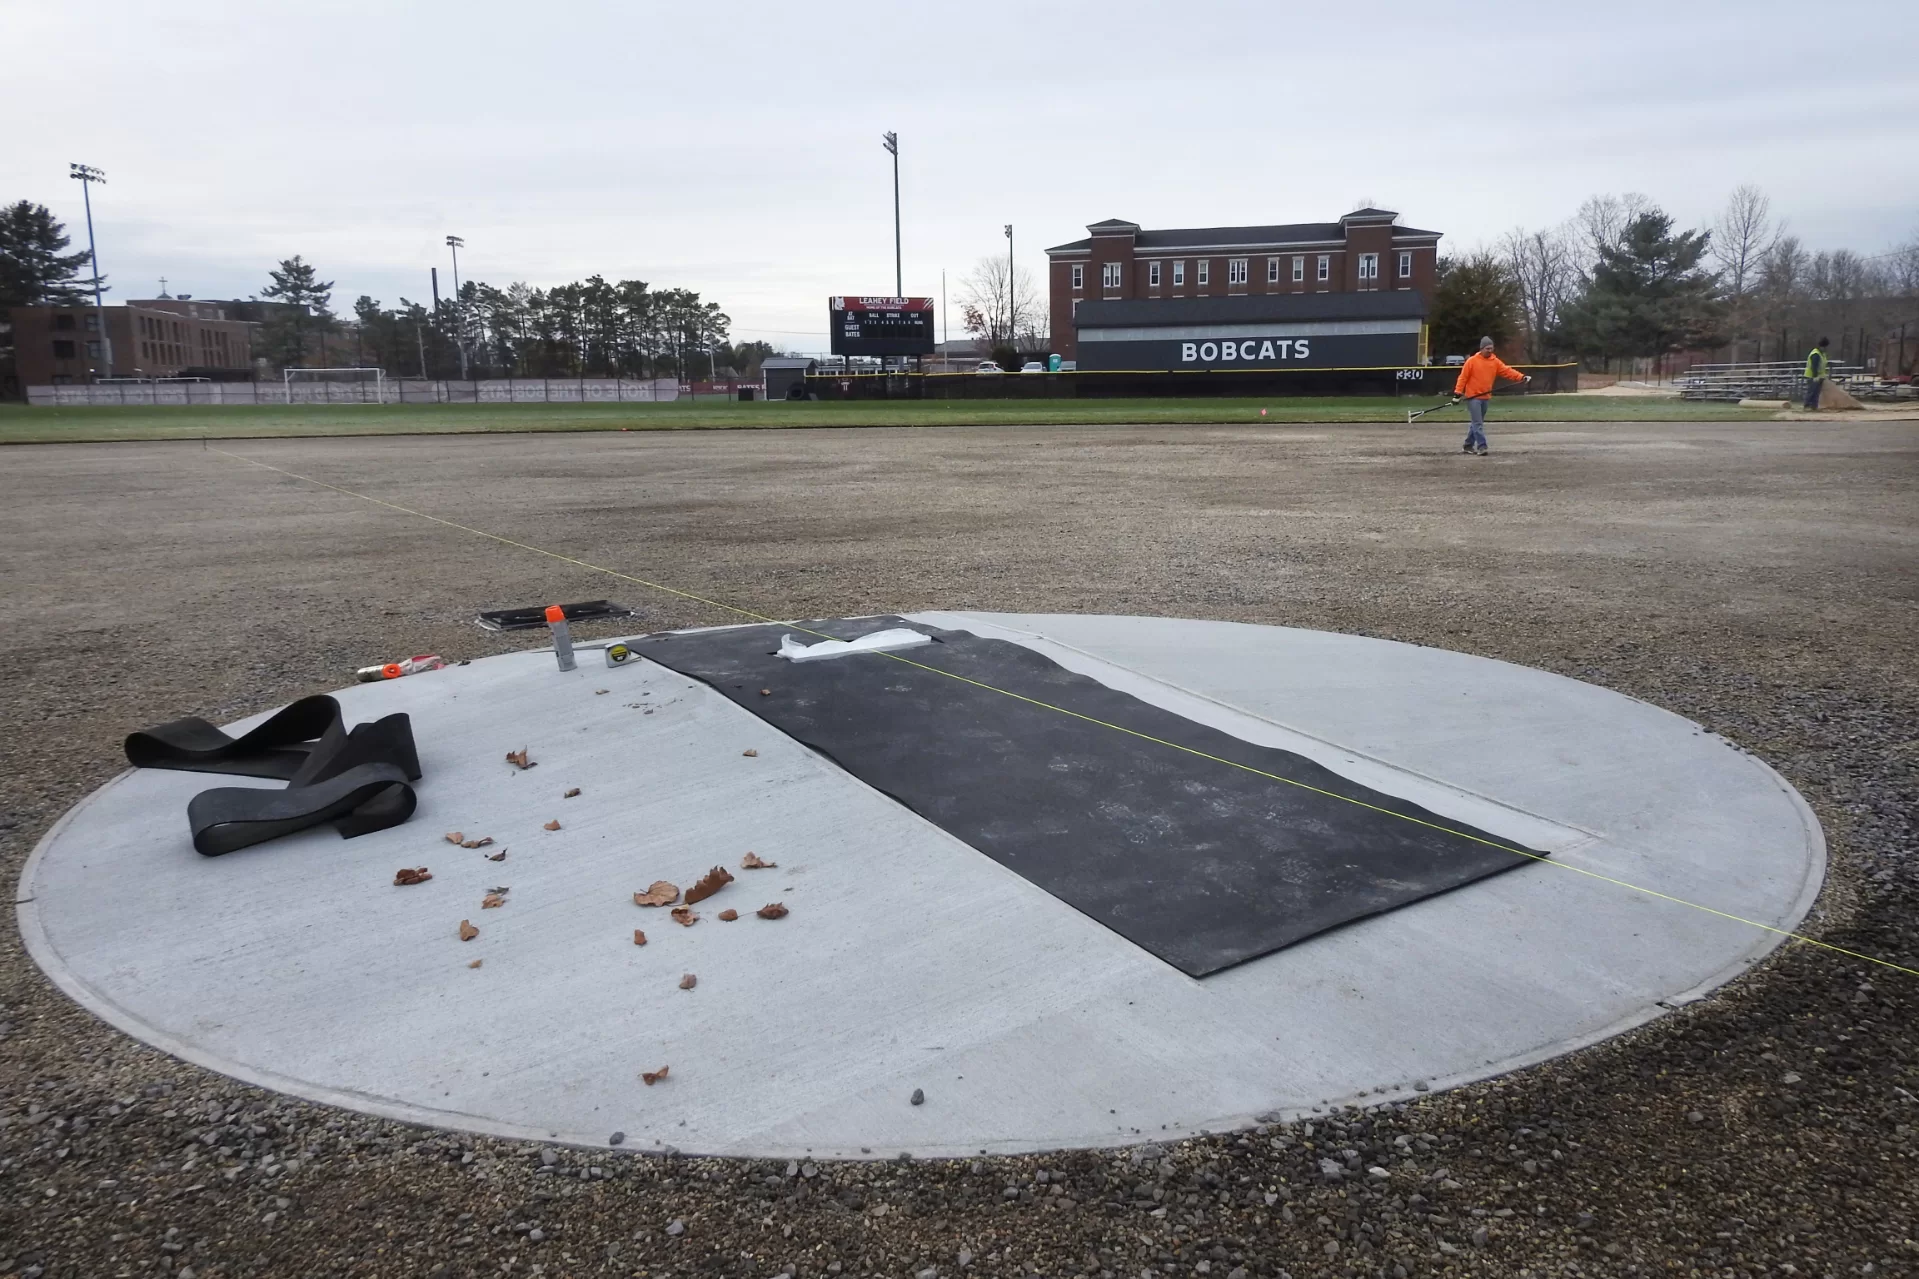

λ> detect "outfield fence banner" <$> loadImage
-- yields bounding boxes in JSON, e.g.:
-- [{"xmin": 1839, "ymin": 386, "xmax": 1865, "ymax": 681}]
[
  {"xmin": 26, "ymin": 378, "xmax": 683, "ymax": 408},
  {"xmin": 798, "ymin": 364, "xmax": 1581, "ymax": 401}
]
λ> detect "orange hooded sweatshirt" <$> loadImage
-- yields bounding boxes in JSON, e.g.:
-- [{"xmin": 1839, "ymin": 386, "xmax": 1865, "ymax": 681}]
[{"xmin": 1453, "ymin": 351, "xmax": 1525, "ymax": 399}]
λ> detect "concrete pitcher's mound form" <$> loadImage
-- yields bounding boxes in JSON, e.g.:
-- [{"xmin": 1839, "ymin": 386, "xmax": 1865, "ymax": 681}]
[{"xmin": 19, "ymin": 613, "xmax": 1823, "ymax": 1159}]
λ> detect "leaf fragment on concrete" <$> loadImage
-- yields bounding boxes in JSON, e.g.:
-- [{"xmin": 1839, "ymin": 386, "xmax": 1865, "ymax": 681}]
[
  {"xmin": 505, "ymin": 747, "xmax": 536, "ymax": 769},
  {"xmin": 543, "ymin": 819, "xmax": 561, "ymax": 831},
  {"xmin": 481, "ymin": 893, "xmax": 506, "ymax": 909},
  {"xmin": 444, "ymin": 831, "xmax": 464, "ymax": 844},
  {"xmin": 564, "ymin": 788, "xmax": 581, "ymax": 798},
  {"xmin": 632, "ymin": 929, "xmax": 647, "ymax": 946},
  {"xmin": 717, "ymin": 909, "xmax": 738, "ymax": 922},
  {"xmin": 486, "ymin": 849, "xmax": 508, "ymax": 861},
  {"xmin": 459, "ymin": 919, "xmax": 479, "ymax": 941},
  {"xmin": 468, "ymin": 959, "xmax": 482, "ymax": 969},
  {"xmin": 633, "ymin": 881, "xmax": 679, "ymax": 907},
  {"xmin": 742, "ymin": 749, "xmax": 758, "ymax": 757},
  {"xmin": 756, "ymin": 902, "xmax": 789, "ymax": 920},
  {"xmin": 641, "ymin": 1066, "xmax": 670, "ymax": 1086},
  {"xmin": 684, "ymin": 865, "xmax": 735, "ymax": 905},
  {"xmin": 759, "ymin": 688, "xmax": 771, "ymax": 696},
  {"xmin": 460, "ymin": 836, "xmax": 493, "ymax": 849},
  {"xmin": 740, "ymin": 852, "xmax": 776, "ymax": 869},
  {"xmin": 394, "ymin": 867, "xmax": 433, "ymax": 886},
  {"xmin": 670, "ymin": 906, "xmax": 699, "ymax": 927},
  {"xmin": 679, "ymin": 973, "xmax": 697, "ymax": 990}
]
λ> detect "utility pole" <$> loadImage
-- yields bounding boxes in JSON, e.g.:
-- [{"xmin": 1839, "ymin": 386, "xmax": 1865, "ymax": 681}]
[
  {"xmin": 882, "ymin": 132, "xmax": 901, "ymax": 296},
  {"xmin": 445, "ymin": 235, "xmax": 468, "ymax": 379},
  {"xmin": 1004, "ymin": 224, "xmax": 1015, "ymax": 349},
  {"xmin": 69, "ymin": 164, "xmax": 112, "ymax": 378},
  {"xmin": 941, "ymin": 268, "xmax": 947, "ymax": 370}
]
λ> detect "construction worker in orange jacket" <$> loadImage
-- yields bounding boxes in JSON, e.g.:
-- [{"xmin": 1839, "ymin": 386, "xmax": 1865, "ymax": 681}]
[{"xmin": 1453, "ymin": 336, "xmax": 1530, "ymax": 455}]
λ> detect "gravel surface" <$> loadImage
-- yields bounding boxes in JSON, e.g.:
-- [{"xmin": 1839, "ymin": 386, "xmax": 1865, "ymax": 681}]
[{"xmin": 2, "ymin": 419, "xmax": 1915, "ymax": 1278}]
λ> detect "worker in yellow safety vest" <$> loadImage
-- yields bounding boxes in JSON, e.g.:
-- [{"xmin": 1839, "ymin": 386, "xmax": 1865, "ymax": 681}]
[{"xmin": 1803, "ymin": 337, "xmax": 1830, "ymax": 410}]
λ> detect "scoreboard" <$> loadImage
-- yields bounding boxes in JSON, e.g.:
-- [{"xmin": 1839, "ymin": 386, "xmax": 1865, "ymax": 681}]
[{"xmin": 829, "ymin": 296, "xmax": 936, "ymax": 357}]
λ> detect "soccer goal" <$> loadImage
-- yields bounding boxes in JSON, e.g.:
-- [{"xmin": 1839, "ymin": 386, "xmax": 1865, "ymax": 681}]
[{"xmin": 284, "ymin": 367, "xmax": 387, "ymax": 404}]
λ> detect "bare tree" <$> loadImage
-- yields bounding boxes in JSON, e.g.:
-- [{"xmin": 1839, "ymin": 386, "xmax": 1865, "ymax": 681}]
[
  {"xmin": 1711, "ymin": 184, "xmax": 1779, "ymax": 299},
  {"xmin": 1501, "ymin": 224, "xmax": 1575, "ymax": 361},
  {"xmin": 958, "ymin": 256, "xmax": 1039, "ymax": 351},
  {"xmin": 1573, "ymin": 192, "xmax": 1654, "ymax": 280}
]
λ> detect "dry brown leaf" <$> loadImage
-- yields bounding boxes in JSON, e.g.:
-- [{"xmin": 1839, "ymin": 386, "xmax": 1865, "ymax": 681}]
[
  {"xmin": 458, "ymin": 919, "xmax": 479, "ymax": 941},
  {"xmin": 481, "ymin": 893, "xmax": 506, "ymax": 909},
  {"xmin": 505, "ymin": 747, "xmax": 536, "ymax": 769},
  {"xmin": 468, "ymin": 959, "xmax": 483, "ymax": 969},
  {"xmin": 740, "ymin": 852, "xmax": 776, "ymax": 869},
  {"xmin": 444, "ymin": 831, "xmax": 464, "ymax": 844},
  {"xmin": 741, "ymin": 748, "xmax": 758, "ymax": 757},
  {"xmin": 595, "ymin": 689, "xmax": 609, "ymax": 695},
  {"xmin": 632, "ymin": 929, "xmax": 647, "ymax": 946},
  {"xmin": 684, "ymin": 865, "xmax": 735, "ymax": 905},
  {"xmin": 633, "ymin": 881, "xmax": 679, "ymax": 907},
  {"xmin": 460, "ymin": 836, "xmax": 493, "ymax": 849},
  {"xmin": 485, "ymin": 849, "xmax": 508, "ymax": 862},
  {"xmin": 717, "ymin": 909, "xmax": 738, "ymax": 922},
  {"xmin": 679, "ymin": 973, "xmax": 697, "ymax": 990},
  {"xmin": 394, "ymin": 867, "xmax": 432, "ymax": 886},
  {"xmin": 759, "ymin": 688, "xmax": 772, "ymax": 696},
  {"xmin": 563, "ymin": 787, "xmax": 581, "ymax": 798},
  {"xmin": 641, "ymin": 1065, "xmax": 669, "ymax": 1086},
  {"xmin": 756, "ymin": 902, "xmax": 788, "ymax": 920},
  {"xmin": 542, "ymin": 819, "xmax": 561, "ymax": 831},
  {"xmin": 670, "ymin": 906, "xmax": 699, "ymax": 927}
]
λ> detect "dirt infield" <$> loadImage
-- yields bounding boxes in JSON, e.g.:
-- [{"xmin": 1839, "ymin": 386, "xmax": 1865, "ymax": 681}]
[{"xmin": 2, "ymin": 418, "xmax": 1915, "ymax": 1277}]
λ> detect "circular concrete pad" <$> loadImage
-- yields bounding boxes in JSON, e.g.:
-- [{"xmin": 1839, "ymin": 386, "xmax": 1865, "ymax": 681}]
[{"xmin": 19, "ymin": 613, "xmax": 1823, "ymax": 1158}]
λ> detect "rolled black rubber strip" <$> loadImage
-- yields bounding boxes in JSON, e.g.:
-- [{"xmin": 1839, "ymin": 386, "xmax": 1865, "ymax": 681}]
[
  {"xmin": 125, "ymin": 697, "xmax": 423, "ymax": 856},
  {"xmin": 124, "ymin": 695, "xmax": 342, "ymax": 779}
]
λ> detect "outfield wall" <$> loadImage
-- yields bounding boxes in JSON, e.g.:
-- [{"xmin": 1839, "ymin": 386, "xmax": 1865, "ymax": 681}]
[
  {"xmin": 25, "ymin": 377, "xmax": 682, "ymax": 407},
  {"xmin": 800, "ymin": 364, "xmax": 1581, "ymax": 401}
]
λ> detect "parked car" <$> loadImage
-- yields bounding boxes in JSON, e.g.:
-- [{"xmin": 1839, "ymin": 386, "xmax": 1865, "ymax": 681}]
[
  {"xmin": 1020, "ymin": 361, "xmax": 1045, "ymax": 373},
  {"xmin": 975, "ymin": 361, "xmax": 1002, "ymax": 374}
]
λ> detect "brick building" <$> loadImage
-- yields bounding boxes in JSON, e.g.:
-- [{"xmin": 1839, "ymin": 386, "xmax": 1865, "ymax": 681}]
[
  {"xmin": 7, "ymin": 300, "xmax": 255, "ymax": 386},
  {"xmin": 1046, "ymin": 208, "xmax": 1442, "ymax": 369}
]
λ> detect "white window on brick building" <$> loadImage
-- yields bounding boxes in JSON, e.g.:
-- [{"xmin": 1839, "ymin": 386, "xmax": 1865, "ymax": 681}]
[
  {"xmin": 1359, "ymin": 253, "xmax": 1378, "ymax": 281},
  {"xmin": 1399, "ymin": 251, "xmax": 1413, "ymax": 278},
  {"xmin": 1173, "ymin": 261, "xmax": 1185, "ymax": 286},
  {"xmin": 1228, "ymin": 258, "xmax": 1248, "ymax": 286},
  {"xmin": 1292, "ymin": 256, "xmax": 1304, "ymax": 282},
  {"xmin": 1071, "ymin": 263, "xmax": 1083, "ymax": 289},
  {"xmin": 1316, "ymin": 255, "xmax": 1330, "ymax": 282},
  {"xmin": 1101, "ymin": 261, "xmax": 1121, "ymax": 289},
  {"xmin": 1267, "ymin": 257, "xmax": 1279, "ymax": 283},
  {"xmin": 1149, "ymin": 261, "xmax": 1161, "ymax": 287},
  {"xmin": 1197, "ymin": 260, "xmax": 1210, "ymax": 286}
]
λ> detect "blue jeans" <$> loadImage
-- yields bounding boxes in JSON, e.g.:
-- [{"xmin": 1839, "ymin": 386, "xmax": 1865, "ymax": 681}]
[
  {"xmin": 1804, "ymin": 378, "xmax": 1822, "ymax": 410},
  {"xmin": 1464, "ymin": 397, "xmax": 1488, "ymax": 450}
]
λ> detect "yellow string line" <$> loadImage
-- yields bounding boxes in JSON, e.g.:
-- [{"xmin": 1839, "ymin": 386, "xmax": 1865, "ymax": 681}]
[{"xmin": 208, "ymin": 445, "xmax": 1917, "ymax": 979}]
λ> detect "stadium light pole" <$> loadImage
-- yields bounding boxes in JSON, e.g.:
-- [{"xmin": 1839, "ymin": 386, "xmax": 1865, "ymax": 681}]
[
  {"xmin": 445, "ymin": 235, "xmax": 468, "ymax": 380},
  {"xmin": 882, "ymin": 132, "xmax": 901, "ymax": 297},
  {"xmin": 69, "ymin": 164, "xmax": 113, "ymax": 378},
  {"xmin": 1004, "ymin": 224, "xmax": 1015, "ymax": 350}
]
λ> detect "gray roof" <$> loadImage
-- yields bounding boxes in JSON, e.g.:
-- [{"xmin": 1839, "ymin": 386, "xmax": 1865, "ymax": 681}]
[
  {"xmin": 1047, "ymin": 220, "xmax": 1442, "ymax": 254},
  {"xmin": 1074, "ymin": 291, "xmax": 1427, "ymax": 329}
]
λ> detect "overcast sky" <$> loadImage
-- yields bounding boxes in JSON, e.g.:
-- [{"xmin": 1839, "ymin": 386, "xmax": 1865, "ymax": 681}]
[{"xmin": 6, "ymin": 0, "xmax": 1912, "ymax": 351}]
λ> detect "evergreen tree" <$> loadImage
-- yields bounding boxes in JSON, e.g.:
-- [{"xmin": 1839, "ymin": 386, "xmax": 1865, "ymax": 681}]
[
  {"xmin": 259, "ymin": 256, "xmax": 335, "ymax": 368},
  {"xmin": 0, "ymin": 200, "xmax": 98, "ymax": 308},
  {"xmin": 1555, "ymin": 211, "xmax": 1724, "ymax": 361},
  {"xmin": 1428, "ymin": 252, "xmax": 1523, "ymax": 360}
]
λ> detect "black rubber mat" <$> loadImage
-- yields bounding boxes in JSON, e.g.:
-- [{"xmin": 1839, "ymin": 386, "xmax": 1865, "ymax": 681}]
[
  {"xmin": 126, "ymin": 696, "xmax": 422, "ymax": 857},
  {"xmin": 634, "ymin": 618, "xmax": 1548, "ymax": 977}
]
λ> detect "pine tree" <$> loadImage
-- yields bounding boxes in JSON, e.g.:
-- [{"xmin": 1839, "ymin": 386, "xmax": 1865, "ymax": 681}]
[
  {"xmin": 0, "ymin": 200, "xmax": 98, "ymax": 309},
  {"xmin": 259, "ymin": 256, "xmax": 335, "ymax": 368},
  {"xmin": 1556, "ymin": 212, "xmax": 1725, "ymax": 362},
  {"xmin": 1428, "ymin": 252, "xmax": 1523, "ymax": 360}
]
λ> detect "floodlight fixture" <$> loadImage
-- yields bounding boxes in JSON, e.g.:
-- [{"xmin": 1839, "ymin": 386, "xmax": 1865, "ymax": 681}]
[
  {"xmin": 445, "ymin": 235, "xmax": 468, "ymax": 379},
  {"xmin": 882, "ymin": 133, "xmax": 901, "ymax": 298}
]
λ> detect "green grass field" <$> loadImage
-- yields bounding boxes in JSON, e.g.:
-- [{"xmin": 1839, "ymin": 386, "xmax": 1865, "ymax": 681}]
[{"xmin": 0, "ymin": 394, "xmax": 1776, "ymax": 444}]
